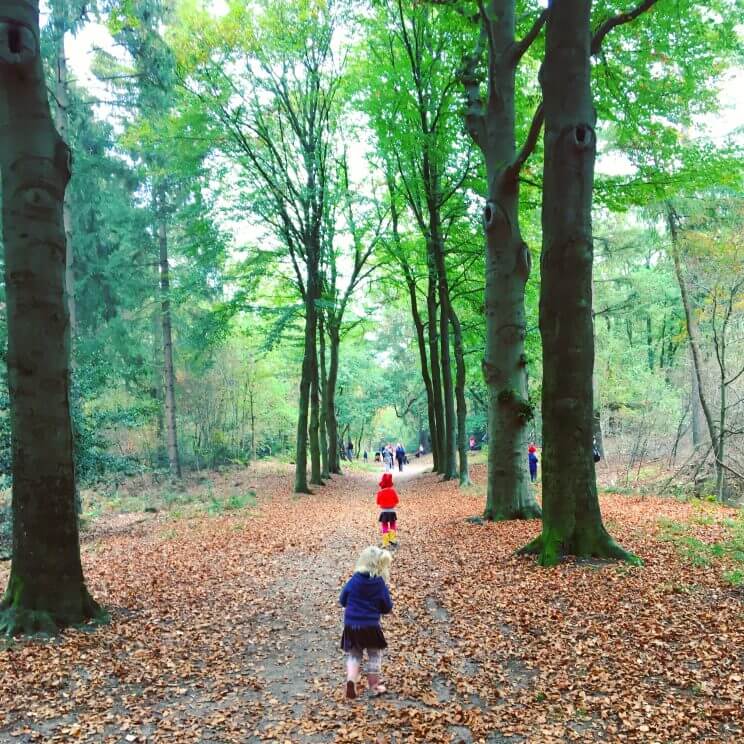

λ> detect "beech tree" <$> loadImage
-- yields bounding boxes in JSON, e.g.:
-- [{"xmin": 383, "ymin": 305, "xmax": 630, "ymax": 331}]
[
  {"xmin": 360, "ymin": 0, "xmax": 477, "ymax": 480},
  {"xmin": 0, "ymin": 0, "xmax": 103, "ymax": 635},
  {"xmin": 459, "ymin": 0, "xmax": 546, "ymax": 519},
  {"xmin": 173, "ymin": 0, "xmax": 343, "ymax": 492},
  {"xmin": 522, "ymin": 0, "xmax": 664, "ymax": 565}
]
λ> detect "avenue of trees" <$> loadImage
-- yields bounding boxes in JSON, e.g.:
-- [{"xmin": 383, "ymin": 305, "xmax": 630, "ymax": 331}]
[{"xmin": 0, "ymin": 0, "xmax": 742, "ymax": 632}]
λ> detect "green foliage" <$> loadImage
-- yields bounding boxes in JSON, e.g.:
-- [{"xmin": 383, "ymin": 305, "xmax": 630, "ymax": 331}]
[{"xmin": 659, "ymin": 511, "xmax": 744, "ymax": 581}]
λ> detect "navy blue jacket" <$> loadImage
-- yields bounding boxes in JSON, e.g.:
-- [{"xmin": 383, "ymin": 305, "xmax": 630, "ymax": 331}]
[{"xmin": 339, "ymin": 572, "xmax": 393, "ymax": 627}]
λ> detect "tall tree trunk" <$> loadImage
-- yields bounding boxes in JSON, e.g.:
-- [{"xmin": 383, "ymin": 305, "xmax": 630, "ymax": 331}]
[
  {"xmin": 645, "ymin": 315, "xmax": 654, "ymax": 370},
  {"xmin": 294, "ymin": 274, "xmax": 320, "ymax": 493},
  {"xmin": 427, "ymin": 264, "xmax": 445, "ymax": 473},
  {"xmin": 404, "ymin": 270, "xmax": 438, "ymax": 469},
  {"xmin": 465, "ymin": 1, "xmax": 541, "ymax": 519},
  {"xmin": 450, "ymin": 308, "xmax": 471, "ymax": 486},
  {"xmin": 356, "ymin": 422, "xmax": 364, "ymax": 461},
  {"xmin": 669, "ymin": 205, "xmax": 720, "ymax": 473},
  {"xmin": 0, "ymin": 2, "xmax": 104, "ymax": 635},
  {"xmin": 431, "ymin": 233, "xmax": 458, "ymax": 480},
  {"xmin": 249, "ymin": 388, "xmax": 256, "ymax": 464},
  {"xmin": 521, "ymin": 0, "xmax": 634, "ymax": 565},
  {"xmin": 150, "ymin": 295, "xmax": 165, "ymax": 468},
  {"xmin": 158, "ymin": 208, "xmax": 181, "ymax": 479},
  {"xmin": 690, "ymin": 354, "xmax": 704, "ymax": 450},
  {"xmin": 319, "ymin": 315, "xmax": 330, "ymax": 480},
  {"xmin": 308, "ymin": 270, "xmax": 322, "ymax": 485},
  {"xmin": 309, "ymin": 345, "xmax": 322, "ymax": 485},
  {"xmin": 326, "ymin": 322, "xmax": 342, "ymax": 475},
  {"xmin": 717, "ymin": 375, "xmax": 726, "ymax": 501},
  {"xmin": 390, "ymin": 171, "xmax": 439, "ymax": 470},
  {"xmin": 51, "ymin": 0, "xmax": 75, "ymax": 336}
]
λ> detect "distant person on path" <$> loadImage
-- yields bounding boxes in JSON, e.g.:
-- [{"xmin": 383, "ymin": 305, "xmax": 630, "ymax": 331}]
[
  {"xmin": 363, "ymin": 450, "xmax": 368, "ymax": 463},
  {"xmin": 347, "ymin": 441, "xmax": 354, "ymax": 460},
  {"xmin": 382, "ymin": 446, "xmax": 393, "ymax": 472},
  {"xmin": 339, "ymin": 546, "xmax": 393, "ymax": 699},
  {"xmin": 528, "ymin": 444, "xmax": 538, "ymax": 483},
  {"xmin": 395, "ymin": 443, "xmax": 405, "ymax": 472},
  {"xmin": 376, "ymin": 472, "xmax": 399, "ymax": 548}
]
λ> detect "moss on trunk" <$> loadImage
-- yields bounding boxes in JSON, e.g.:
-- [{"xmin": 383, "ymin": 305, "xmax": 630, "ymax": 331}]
[
  {"xmin": 0, "ymin": 0, "xmax": 104, "ymax": 636},
  {"xmin": 524, "ymin": 0, "xmax": 635, "ymax": 564}
]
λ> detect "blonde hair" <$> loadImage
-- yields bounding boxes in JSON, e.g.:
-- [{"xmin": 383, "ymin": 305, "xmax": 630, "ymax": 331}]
[{"xmin": 355, "ymin": 546, "xmax": 392, "ymax": 584}]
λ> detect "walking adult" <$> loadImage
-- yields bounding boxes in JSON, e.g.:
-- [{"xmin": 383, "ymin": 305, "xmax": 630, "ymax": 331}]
[
  {"xmin": 382, "ymin": 446, "xmax": 393, "ymax": 472},
  {"xmin": 395, "ymin": 443, "xmax": 405, "ymax": 472}
]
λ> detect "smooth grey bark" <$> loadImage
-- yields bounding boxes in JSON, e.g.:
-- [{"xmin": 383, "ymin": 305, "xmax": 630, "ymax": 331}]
[
  {"xmin": 308, "ymin": 289, "xmax": 323, "ymax": 486},
  {"xmin": 427, "ymin": 265, "xmax": 445, "ymax": 472},
  {"xmin": 158, "ymin": 207, "xmax": 182, "ymax": 479},
  {"xmin": 319, "ymin": 314, "xmax": 330, "ymax": 480},
  {"xmin": 430, "ymin": 229, "xmax": 458, "ymax": 481},
  {"xmin": 463, "ymin": 0, "xmax": 542, "ymax": 519},
  {"xmin": 404, "ymin": 268, "xmax": 439, "ymax": 468},
  {"xmin": 326, "ymin": 321, "xmax": 342, "ymax": 475},
  {"xmin": 521, "ymin": 0, "xmax": 637, "ymax": 565},
  {"xmin": 450, "ymin": 308, "xmax": 471, "ymax": 486},
  {"xmin": 51, "ymin": 0, "xmax": 75, "ymax": 335},
  {"xmin": 0, "ymin": 1, "xmax": 104, "ymax": 635},
  {"xmin": 690, "ymin": 349, "xmax": 704, "ymax": 450}
]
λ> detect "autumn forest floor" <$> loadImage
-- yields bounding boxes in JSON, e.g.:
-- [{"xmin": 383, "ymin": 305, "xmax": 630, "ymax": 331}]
[{"xmin": 1, "ymin": 458, "xmax": 743, "ymax": 743}]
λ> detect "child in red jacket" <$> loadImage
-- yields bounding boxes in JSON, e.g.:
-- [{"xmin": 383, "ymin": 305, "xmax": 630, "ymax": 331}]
[{"xmin": 376, "ymin": 473, "xmax": 399, "ymax": 548}]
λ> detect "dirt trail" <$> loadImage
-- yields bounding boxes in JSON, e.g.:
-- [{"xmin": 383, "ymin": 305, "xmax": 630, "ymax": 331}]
[{"xmin": 1, "ymin": 460, "xmax": 742, "ymax": 743}]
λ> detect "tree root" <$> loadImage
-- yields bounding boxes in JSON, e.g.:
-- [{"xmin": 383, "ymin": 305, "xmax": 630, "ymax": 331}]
[
  {"xmin": 518, "ymin": 529, "xmax": 642, "ymax": 567},
  {"xmin": 0, "ymin": 583, "xmax": 108, "ymax": 638},
  {"xmin": 483, "ymin": 503, "xmax": 542, "ymax": 522}
]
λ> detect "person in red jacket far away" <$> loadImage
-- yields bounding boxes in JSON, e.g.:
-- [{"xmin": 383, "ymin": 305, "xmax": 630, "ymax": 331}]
[{"xmin": 376, "ymin": 473, "xmax": 399, "ymax": 548}]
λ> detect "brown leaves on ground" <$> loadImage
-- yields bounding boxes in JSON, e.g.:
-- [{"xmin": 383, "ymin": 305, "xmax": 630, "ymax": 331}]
[{"xmin": 1, "ymin": 460, "xmax": 742, "ymax": 743}]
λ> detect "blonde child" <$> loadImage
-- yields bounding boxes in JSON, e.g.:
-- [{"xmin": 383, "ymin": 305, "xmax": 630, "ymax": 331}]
[{"xmin": 339, "ymin": 546, "xmax": 393, "ymax": 699}]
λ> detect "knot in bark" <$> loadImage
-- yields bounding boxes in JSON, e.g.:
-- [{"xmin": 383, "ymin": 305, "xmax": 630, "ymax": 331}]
[
  {"xmin": 0, "ymin": 22, "xmax": 37, "ymax": 66},
  {"xmin": 567, "ymin": 123, "xmax": 595, "ymax": 152},
  {"xmin": 483, "ymin": 200, "xmax": 507, "ymax": 233}
]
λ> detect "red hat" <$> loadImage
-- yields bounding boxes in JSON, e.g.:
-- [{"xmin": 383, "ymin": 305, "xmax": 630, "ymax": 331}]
[
  {"xmin": 528, "ymin": 445, "xmax": 537, "ymax": 453},
  {"xmin": 379, "ymin": 473, "xmax": 393, "ymax": 488}
]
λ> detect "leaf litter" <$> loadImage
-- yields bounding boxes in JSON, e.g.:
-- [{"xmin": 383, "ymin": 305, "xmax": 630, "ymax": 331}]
[{"xmin": 0, "ymin": 461, "xmax": 742, "ymax": 743}]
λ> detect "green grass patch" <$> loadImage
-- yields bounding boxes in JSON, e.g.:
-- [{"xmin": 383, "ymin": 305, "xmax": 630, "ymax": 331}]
[{"xmin": 658, "ymin": 510, "xmax": 744, "ymax": 584}]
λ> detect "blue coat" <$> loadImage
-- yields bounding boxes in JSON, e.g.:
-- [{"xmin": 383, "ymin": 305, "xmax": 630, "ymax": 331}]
[{"xmin": 339, "ymin": 572, "xmax": 393, "ymax": 627}]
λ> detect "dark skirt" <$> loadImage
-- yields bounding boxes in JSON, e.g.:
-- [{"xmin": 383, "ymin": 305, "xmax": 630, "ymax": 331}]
[
  {"xmin": 378, "ymin": 510, "xmax": 397, "ymax": 523},
  {"xmin": 340, "ymin": 624, "xmax": 387, "ymax": 652}
]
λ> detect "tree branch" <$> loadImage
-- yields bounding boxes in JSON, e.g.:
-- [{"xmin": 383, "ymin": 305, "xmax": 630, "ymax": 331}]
[
  {"xmin": 591, "ymin": 0, "xmax": 660, "ymax": 56},
  {"xmin": 506, "ymin": 102, "xmax": 544, "ymax": 180},
  {"xmin": 511, "ymin": 9, "xmax": 549, "ymax": 65}
]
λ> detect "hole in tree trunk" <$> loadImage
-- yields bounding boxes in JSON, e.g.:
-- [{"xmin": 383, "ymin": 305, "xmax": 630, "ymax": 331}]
[
  {"xmin": 8, "ymin": 27, "xmax": 21, "ymax": 54},
  {"xmin": 574, "ymin": 125, "xmax": 593, "ymax": 148},
  {"xmin": 483, "ymin": 201, "xmax": 497, "ymax": 230}
]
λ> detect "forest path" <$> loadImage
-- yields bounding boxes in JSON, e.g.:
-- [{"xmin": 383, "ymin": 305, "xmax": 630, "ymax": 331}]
[{"xmin": 1, "ymin": 461, "xmax": 742, "ymax": 743}]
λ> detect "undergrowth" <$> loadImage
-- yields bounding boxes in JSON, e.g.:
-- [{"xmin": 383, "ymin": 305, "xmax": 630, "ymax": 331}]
[{"xmin": 658, "ymin": 507, "xmax": 744, "ymax": 586}]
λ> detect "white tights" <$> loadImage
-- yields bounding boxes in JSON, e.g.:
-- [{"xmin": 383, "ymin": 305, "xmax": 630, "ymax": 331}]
[{"xmin": 346, "ymin": 648, "xmax": 382, "ymax": 680}]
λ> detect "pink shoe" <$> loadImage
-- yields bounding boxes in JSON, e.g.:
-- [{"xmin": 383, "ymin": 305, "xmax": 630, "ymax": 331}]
[{"xmin": 368, "ymin": 674, "xmax": 387, "ymax": 696}]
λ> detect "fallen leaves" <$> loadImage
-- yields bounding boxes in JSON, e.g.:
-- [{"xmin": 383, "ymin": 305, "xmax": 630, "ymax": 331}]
[{"xmin": 0, "ymin": 460, "xmax": 742, "ymax": 742}]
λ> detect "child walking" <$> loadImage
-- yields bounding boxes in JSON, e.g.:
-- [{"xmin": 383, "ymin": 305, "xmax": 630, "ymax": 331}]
[
  {"xmin": 528, "ymin": 444, "xmax": 538, "ymax": 483},
  {"xmin": 376, "ymin": 472, "xmax": 399, "ymax": 548},
  {"xmin": 339, "ymin": 546, "xmax": 393, "ymax": 699}
]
